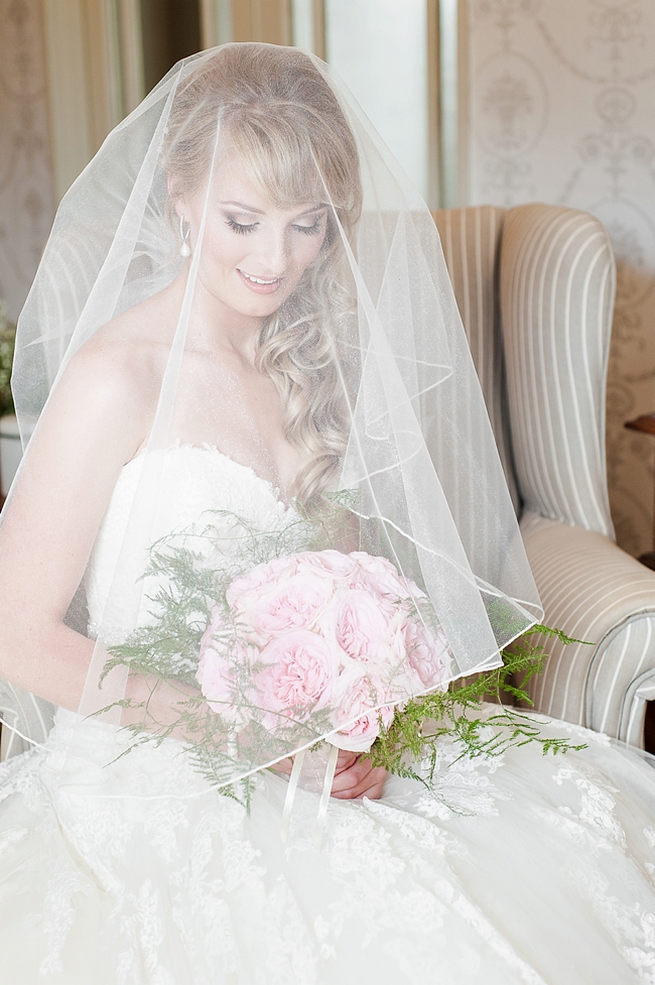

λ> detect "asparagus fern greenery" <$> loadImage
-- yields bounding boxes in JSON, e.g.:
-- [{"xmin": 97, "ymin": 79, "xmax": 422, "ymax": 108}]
[{"xmin": 365, "ymin": 624, "xmax": 588, "ymax": 789}]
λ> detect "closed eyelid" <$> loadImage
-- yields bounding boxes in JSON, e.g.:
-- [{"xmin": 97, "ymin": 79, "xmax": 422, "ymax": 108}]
[
  {"xmin": 292, "ymin": 209, "xmax": 327, "ymax": 229},
  {"xmin": 296, "ymin": 206, "xmax": 327, "ymax": 221},
  {"xmin": 223, "ymin": 210, "xmax": 258, "ymax": 224},
  {"xmin": 222, "ymin": 207, "xmax": 326, "ymax": 235}
]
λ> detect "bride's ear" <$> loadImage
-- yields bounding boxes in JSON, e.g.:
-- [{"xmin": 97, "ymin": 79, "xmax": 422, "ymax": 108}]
[{"xmin": 167, "ymin": 175, "xmax": 184, "ymax": 219}]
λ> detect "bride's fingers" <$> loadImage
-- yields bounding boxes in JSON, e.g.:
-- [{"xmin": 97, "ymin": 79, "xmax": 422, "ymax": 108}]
[
  {"xmin": 271, "ymin": 750, "xmax": 356, "ymax": 778},
  {"xmin": 331, "ymin": 767, "xmax": 387, "ymax": 800},
  {"xmin": 330, "ymin": 758, "xmax": 387, "ymax": 800},
  {"xmin": 329, "ymin": 757, "xmax": 364, "ymax": 793},
  {"xmin": 269, "ymin": 757, "xmax": 294, "ymax": 776},
  {"xmin": 334, "ymin": 749, "xmax": 359, "ymax": 773},
  {"xmin": 271, "ymin": 752, "xmax": 386, "ymax": 799}
]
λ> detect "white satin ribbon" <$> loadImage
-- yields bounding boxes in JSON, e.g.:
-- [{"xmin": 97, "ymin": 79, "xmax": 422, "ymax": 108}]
[
  {"xmin": 280, "ymin": 742, "xmax": 340, "ymax": 845},
  {"xmin": 281, "ymin": 747, "xmax": 306, "ymax": 843},
  {"xmin": 315, "ymin": 742, "xmax": 339, "ymax": 848}
]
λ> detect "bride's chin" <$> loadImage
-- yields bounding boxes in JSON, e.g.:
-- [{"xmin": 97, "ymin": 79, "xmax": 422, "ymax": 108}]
[{"xmin": 233, "ymin": 291, "xmax": 291, "ymax": 321}]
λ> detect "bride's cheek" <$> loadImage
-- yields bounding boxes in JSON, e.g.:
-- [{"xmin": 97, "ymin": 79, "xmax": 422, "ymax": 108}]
[{"xmin": 298, "ymin": 232, "xmax": 326, "ymax": 273}]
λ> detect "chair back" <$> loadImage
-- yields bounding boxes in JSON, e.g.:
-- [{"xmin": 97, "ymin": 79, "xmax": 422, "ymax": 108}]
[{"xmin": 434, "ymin": 203, "xmax": 615, "ymax": 538}]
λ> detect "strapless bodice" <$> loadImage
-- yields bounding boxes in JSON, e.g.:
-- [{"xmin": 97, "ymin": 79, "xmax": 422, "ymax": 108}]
[{"xmin": 84, "ymin": 445, "xmax": 303, "ymax": 643}]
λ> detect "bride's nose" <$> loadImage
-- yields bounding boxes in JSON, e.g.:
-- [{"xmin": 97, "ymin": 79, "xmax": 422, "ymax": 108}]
[{"xmin": 253, "ymin": 225, "xmax": 289, "ymax": 274}]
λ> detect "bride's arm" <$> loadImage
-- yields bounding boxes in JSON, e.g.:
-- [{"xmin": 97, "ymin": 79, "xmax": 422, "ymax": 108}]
[{"xmin": 0, "ymin": 340, "xmax": 150, "ymax": 710}]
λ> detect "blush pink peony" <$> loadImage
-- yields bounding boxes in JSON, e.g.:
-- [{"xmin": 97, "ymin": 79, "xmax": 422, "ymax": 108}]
[
  {"xmin": 350, "ymin": 552, "xmax": 410, "ymax": 597},
  {"xmin": 404, "ymin": 619, "xmax": 450, "ymax": 690},
  {"xmin": 226, "ymin": 554, "xmax": 296, "ymax": 601},
  {"xmin": 229, "ymin": 570, "xmax": 333, "ymax": 643},
  {"xmin": 295, "ymin": 549, "xmax": 359, "ymax": 581},
  {"xmin": 328, "ymin": 671, "xmax": 396, "ymax": 752},
  {"xmin": 254, "ymin": 629, "xmax": 336, "ymax": 731},
  {"xmin": 324, "ymin": 588, "xmax": 397, "ymax": 664}
]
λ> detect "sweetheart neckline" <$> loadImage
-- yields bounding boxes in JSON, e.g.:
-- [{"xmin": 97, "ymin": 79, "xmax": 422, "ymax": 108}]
[{"xmin": 121, "ymin": 442, "xmax": 295, "ymax": 508}]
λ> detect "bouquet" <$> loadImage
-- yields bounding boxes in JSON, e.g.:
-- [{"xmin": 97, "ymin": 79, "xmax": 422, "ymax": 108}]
[
  {"xmin": 106, "ymin": 511, "xmax": 585, "ymax": 802},
  {"xmin": 196, "ymin": 549, "xmax": 450, "ymax": 754}
]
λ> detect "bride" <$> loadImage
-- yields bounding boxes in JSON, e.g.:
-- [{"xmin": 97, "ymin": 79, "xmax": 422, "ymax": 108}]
[{"xmin": 0, "ymin": 42, "xmax": 653, "ymax": 984}]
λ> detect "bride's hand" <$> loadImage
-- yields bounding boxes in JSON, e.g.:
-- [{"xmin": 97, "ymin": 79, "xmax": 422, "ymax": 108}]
[
  {"xmin": 270, "ymin": 750, "xmax": 387, "ymax": 800},
  {"xmin": 330, "ymin": 750, "xmax": 387, "ymax": 800}
]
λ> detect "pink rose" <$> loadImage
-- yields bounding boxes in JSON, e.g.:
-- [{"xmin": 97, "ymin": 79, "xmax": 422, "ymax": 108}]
[
  {"xmin": 253, "ymin": 629, "xmax": 337, "ymax": 732},
  {"xmin": 296, "ymin": 549, "xmax": 359, "ymax": 582},
  {"xmin": 229, "ymin": 569, "xmax": 334, "ymax": 643},
  {"xmin": 350, "ymin": 552, "xmax": 409, "ymax": 598},
  {"xmin": 328, "ymin": 671, "xmax": 396, "ymax": 752},
  {"xmin": 400, "ymin": 576, "xmax": 428, "ymax": 604},
  {"xmin": 322, "ymin": 587, "xmax": 396, "ymax": 666},
  {"xmin": 226, "ymin": 554, "xmax": 297, "ymax": 601},
  {"xmin": 404, "ymin": 618, "xmax": 450, "ymax": 690}
]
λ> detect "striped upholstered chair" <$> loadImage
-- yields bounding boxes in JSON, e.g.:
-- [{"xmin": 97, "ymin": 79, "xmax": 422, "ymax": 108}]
[{"xmin": 433, "ymin": 202, "xmax": 655, "ymax": 749}]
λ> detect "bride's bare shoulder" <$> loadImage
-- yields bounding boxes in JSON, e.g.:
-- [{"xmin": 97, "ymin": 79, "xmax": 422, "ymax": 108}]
[
  {"xmin": 43, "ymin": 288, "xmax": 184, "ymax": 465},
  {"xmin": 65, "ymin": 286, "xmax": 179, "ymax": 400}
]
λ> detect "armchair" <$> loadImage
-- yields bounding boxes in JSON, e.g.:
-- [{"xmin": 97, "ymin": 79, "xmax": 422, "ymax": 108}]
[{"xmin": 433, "ymin": 202, "xmax": 655, "ymax": 749}]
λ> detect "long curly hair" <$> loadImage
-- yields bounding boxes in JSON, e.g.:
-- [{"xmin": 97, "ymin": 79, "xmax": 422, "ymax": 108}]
[{"xmin": 164, "ymin": 44, "xmax": 362, "ymax": 504}]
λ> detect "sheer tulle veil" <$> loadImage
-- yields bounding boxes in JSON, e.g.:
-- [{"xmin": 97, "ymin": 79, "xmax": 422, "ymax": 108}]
[{"xmin": 3, "ymin": 43, "xmax": 541, "ymax": 781}]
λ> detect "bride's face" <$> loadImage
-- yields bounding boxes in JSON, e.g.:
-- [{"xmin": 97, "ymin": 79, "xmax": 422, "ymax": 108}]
[{"xmin": 178, "ymin": 157, "xmax": 328, "ymax": 322}]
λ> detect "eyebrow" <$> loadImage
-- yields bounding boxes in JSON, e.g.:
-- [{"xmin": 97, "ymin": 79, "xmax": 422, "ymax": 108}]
[{"xmin": 219, "ymin": 201, "xmax": 327, "ymax": 217}]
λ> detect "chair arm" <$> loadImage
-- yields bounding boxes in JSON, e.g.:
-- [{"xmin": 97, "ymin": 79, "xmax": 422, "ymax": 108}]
[{"xmin": 520, "ymin": 511, "xmax": 655, "ymax": 748}]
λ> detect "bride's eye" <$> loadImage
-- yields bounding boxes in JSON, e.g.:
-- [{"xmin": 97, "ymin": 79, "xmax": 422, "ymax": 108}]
[
  {"xmin": 292, "ymin": 214, "xmax": 325, "ymax": 236},
  {"xmin": 226, "ymin": 216, "xmax": 258, "ymax": 235}
]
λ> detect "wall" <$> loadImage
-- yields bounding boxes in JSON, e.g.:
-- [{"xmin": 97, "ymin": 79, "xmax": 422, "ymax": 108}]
[
  {"xmin": 0, "ymin": 0, "xmax": 54, "ymax": 322},
  {"xmin": 465, "ymin": 0, "xmax": 655, "ymax": 558}
]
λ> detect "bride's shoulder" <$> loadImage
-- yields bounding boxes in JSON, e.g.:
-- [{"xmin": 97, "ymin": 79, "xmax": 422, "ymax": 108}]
[{"xmin": 66, "ymin": 288, "xmax": 176, "ymax": 400}]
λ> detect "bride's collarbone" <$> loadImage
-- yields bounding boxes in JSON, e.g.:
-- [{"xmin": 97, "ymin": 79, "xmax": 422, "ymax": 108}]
[
  {"xmin": 101, "ymin": 327, "xmax": 302, "ymax": 492},
  {"xmin": 180, "ymin": 357, "xmax": 301, "ymax": 479}
]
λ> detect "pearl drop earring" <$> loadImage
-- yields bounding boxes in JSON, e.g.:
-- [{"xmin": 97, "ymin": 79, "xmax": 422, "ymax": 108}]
[{"xmin": 179, "ymin": 215, "xmax": 191, "ymax": 258}]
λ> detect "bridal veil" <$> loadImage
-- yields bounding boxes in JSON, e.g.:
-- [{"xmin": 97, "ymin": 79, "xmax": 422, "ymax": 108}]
[{"xmin": 3, "ymin": 43, "xmax": 541, "ymax": 783}]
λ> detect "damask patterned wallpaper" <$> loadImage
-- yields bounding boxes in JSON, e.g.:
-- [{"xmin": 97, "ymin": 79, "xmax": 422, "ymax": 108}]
[
  {"xmin": 466, "ymin": 0, "xmax": 655, "ymax": 558},
  {"xmin": 0, "ymin": 0, "xmax": 54, "ymax": 322}
]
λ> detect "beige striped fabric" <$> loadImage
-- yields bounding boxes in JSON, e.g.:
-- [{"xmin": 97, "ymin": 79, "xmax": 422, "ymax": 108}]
[
  {"xmin": 433, "ymin": 206, "xmax": 520, "ymax": 512},
  {"xmin": 500, "ymin": 204, "xmax": 615, "ymax": 538},
  {"xmin": 521, "ymin": 510, "xmax": 655, "ymax": 745}
]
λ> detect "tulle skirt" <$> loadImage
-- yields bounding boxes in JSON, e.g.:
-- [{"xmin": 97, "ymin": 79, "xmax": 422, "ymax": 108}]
[{"xmin": 1, "ymin": 706, "xmax": 654, "ymax": 984}]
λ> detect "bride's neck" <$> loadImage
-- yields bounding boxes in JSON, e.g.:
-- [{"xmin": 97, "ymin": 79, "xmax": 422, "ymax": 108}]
[{"xmin": 179, "ymin": 273, "xmax": 264, "ymax": 362}]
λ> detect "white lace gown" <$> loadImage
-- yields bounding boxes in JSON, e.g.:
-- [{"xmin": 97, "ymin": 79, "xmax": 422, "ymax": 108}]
[{"xmin": 1, "ymin": 446, "xmax": 654, "ymax": 984}]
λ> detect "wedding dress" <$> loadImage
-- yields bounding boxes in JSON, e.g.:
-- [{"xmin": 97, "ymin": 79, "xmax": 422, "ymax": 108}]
[{"xmin": 1, "ymin": 444, "xmax": 653, "ymax": 985}]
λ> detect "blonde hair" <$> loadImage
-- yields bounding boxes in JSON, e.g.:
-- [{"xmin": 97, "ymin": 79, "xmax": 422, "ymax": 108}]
[{"xmin": 165, "ymin": 44, "xmax": 362, "ymax": 504}]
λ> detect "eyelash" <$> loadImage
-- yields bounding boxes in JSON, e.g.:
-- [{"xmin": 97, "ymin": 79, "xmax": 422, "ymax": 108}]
[
  {"xmin": 294, "ymin": 218, "xmax": 323, "ymax": 236},
  {"xmin": 225, "ymin": 216, "xmax": 324, "ymax": 236},
  {"xmin": 226, "ymin": 217, "xmax": 256, "ymax": 235}
]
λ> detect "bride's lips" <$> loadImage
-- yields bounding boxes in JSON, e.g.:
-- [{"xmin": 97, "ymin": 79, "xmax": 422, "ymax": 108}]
[{"xmin": 237, "ymin": 269, "xmax": 283, "ymax": 295}]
